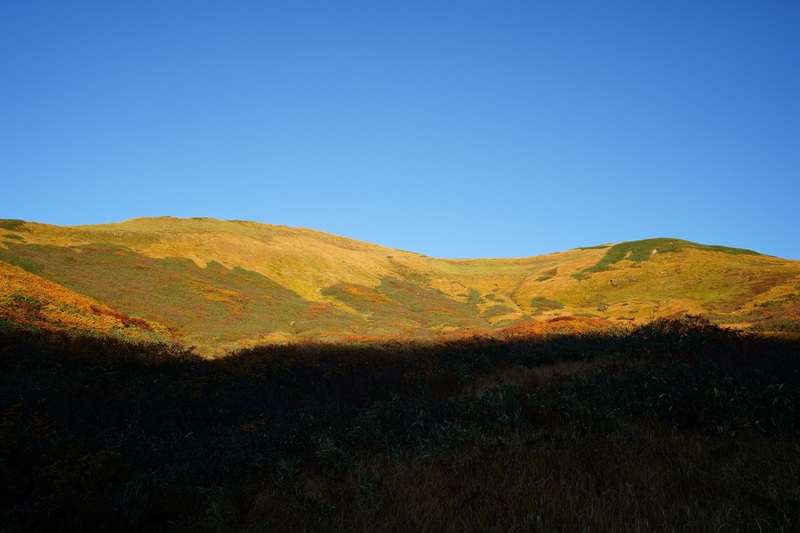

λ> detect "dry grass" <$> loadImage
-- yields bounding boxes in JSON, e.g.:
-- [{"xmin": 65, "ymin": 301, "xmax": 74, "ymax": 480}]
[
  {"xmin": 464, "ymin": 359, "xmax": 590, "ymax": 396},
  {"xmin": 3, "ymin": 317, "xmax": 799, "ymax": 531},
  {"xmin": 220, "ymin": 432, "xmax": 800, "ymax": 532},
  {"xmin": 2, "ymin": 217, "xmax": 800, "ymax": 351}
]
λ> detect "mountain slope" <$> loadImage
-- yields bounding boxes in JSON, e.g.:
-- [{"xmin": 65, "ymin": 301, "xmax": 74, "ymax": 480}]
[
  {"xmin": 0, "ymin": 259, "xmax": 170, "ymax": 341},
  {"xmin": 1, "ymin": 217, "xmax": 798, "ymax": 353}
]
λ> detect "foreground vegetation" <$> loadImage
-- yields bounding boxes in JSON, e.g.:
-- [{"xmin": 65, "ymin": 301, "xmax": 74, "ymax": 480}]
[{"xmin": 1, "ymin": 317, "xmax": 799, "ymax": 531}]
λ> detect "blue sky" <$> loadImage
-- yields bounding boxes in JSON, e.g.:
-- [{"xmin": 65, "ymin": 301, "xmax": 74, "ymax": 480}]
[{"xmin": 2, "ymin": 1, "xmax": 798, "ymax": 259}]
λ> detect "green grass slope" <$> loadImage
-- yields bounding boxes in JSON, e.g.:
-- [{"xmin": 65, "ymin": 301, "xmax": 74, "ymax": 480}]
[{"xmin": 573, "ymin": 238, "xmax": 759, "ymax": 280}]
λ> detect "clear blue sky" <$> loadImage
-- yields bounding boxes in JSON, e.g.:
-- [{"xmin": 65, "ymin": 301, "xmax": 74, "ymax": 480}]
[{"xmin": 2, "ymin": 1, "xmax": 798, "ymax": 259}]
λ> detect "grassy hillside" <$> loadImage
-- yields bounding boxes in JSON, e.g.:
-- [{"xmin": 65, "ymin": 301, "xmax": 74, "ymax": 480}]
[
  {"xmin": 0, "ymin": 260, "xmax": 169, "ymax": 341},
  {"xmin": 1, "ymin": 218, "xmax": 799, "ymax": 352}
]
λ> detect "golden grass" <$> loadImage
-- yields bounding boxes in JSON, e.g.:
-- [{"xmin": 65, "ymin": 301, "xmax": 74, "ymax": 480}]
[
  {"xmin": 0, "ymin": 260, "xmax": 169, "ymax": 340},
  {"xmin": 3, "ymin": 217, "xmax": 800, "ymax": 345}
]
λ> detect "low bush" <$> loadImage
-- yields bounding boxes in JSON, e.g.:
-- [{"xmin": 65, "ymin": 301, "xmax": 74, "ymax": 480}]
[
  {"xmin": 1, "ymin": 316, "xmax": 798, "ymax": 531},
  {"xmin": 530, "ymin": 296, "xmax": 565, "ymax": 314}
]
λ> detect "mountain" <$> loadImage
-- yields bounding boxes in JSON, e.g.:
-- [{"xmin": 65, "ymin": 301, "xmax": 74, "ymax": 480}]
[{"xmin": 1, "ymin": 217, "xmax": 798, "ymax": 354}]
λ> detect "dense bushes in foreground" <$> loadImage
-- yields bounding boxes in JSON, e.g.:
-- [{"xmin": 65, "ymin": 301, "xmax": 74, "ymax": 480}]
[{"xmin": 1, "ymin": 317, "xmax": 799, "ymax": 531}]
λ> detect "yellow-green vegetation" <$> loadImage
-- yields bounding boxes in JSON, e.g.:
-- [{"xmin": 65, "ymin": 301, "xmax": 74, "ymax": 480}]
[
  {"xmin": 2, "ymin": 318, "xmax": 799, "ymax": 530},
  {"xmin": 530, "ymin": 296, "xmax": 565, "ymax": 314},
  {"xmin": 0, "ymin": 260, "xmax": 170, "ymax": 342},
  {"xmin": 1, "ymin": 218, "xmax": 799, "ymax": 352},
  {"xmin": 573, "ymin": 237, "xmax": 759, "ymax": 280}
]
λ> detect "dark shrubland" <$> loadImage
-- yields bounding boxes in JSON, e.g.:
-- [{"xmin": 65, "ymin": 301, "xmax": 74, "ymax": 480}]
[{"xmin": 1, "ymin": 317, "xmax": 799, "ymax": 531}]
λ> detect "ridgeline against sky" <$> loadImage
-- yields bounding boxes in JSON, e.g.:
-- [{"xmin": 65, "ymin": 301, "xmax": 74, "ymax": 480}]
[
  {"xmin": 1, "ymin": 2, "xmax": 798, "ymax": 259},
  {"xmin": 2, "ymin": 217, "xmax": 799, "ymax": 354}
]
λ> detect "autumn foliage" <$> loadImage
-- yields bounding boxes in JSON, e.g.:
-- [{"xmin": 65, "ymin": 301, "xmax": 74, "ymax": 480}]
[{"xmin": 0, "ymin": 260, "xmax": 168, "ymax": 340}]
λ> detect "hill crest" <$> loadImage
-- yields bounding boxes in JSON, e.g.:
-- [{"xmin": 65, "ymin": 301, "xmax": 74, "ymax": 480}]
[{"xmin": 1, "ymin": 217, "xmax": 798, "ymax": 354}]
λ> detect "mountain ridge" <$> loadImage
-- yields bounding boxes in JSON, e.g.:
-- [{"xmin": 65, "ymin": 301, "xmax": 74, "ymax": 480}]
[{"xmin": 2, "ymin": 217, "xmax": 798, "ymax": 354}]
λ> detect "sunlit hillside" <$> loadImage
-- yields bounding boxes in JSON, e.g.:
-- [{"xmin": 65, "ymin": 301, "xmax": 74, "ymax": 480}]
[
  {"xmin": 0, "ymin": 257, "xmax": 170, "ymax": 341},
  {"xmin": 1, "ymin": 217, "xmax": 798, "ymax": 353}
]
